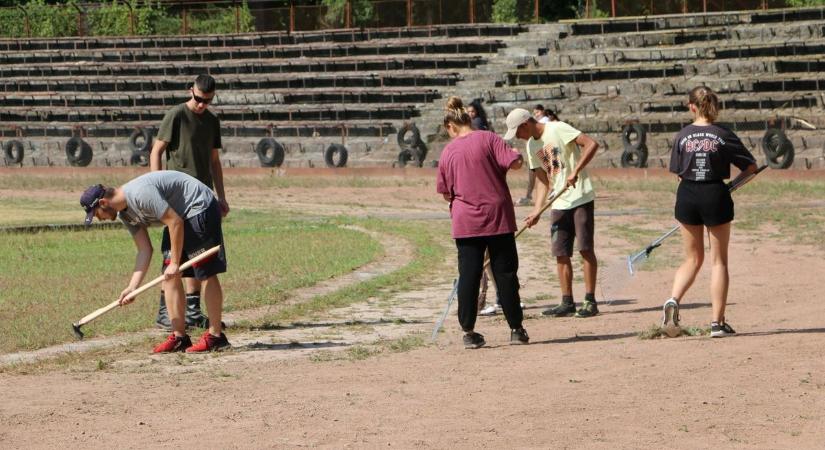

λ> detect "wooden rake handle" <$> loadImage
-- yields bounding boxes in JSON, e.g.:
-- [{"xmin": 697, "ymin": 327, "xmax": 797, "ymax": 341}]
[
  {"xmin": 73, "ymin": 245, "xmax": 221, "ymax": 328},
  {"xmin": 483, "ymin": 184, "xmax": 570, "ymax": 269}
]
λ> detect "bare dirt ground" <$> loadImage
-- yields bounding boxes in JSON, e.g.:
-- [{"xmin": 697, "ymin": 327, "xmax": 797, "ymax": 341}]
[{"xmin": 2, "ymin": 168, "xmax": 825, "ymax": 448}]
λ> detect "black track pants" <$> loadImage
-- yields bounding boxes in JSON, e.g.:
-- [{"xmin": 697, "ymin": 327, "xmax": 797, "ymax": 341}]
[{"xmin": 455, "ymin": 233, "xmax": 523, "ymax": 332}]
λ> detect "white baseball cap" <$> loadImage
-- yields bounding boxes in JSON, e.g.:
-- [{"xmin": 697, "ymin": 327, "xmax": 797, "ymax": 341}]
[{"xmin": 502, "ymin": 108, "xmax": 532, "ymax": 141}]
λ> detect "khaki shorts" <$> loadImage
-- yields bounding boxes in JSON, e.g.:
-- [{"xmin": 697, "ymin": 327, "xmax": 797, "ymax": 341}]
[{"xmin": 549, "ymin": 201, "xmax": 595, "ymax": 257}]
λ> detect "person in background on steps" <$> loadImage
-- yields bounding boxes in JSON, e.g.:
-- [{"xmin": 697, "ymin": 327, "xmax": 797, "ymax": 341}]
[
  {"xmin": 437, "ymin": 96, "xmax": 529, "ymax": 349},
  {"xmin": 149, "ymin": 74, "xmax": 229, "ymax": 331},
  {"xmin": 504, "ymin": 107, "xmax": 601, "ymax": 319},
  {"xmin": 466, "ymin": 98, "xmax": 490, "ymax": 131},
  {"xmin": 661, "ymin": 86, "xmax": 756, "ymax": 338},
  {"xmin": 516, "ymin": 105, "xmax": 559, "ymax": 207}
]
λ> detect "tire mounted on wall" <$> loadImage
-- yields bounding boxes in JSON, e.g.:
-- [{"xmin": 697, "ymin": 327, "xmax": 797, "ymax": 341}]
[
  {"xmin": 620, "ymin": 144, "xmax": 648, "ymax": 168},
  {"xmin": 256, "ymin": 138, "xmax": 285, "ymax": 167},
  {"xmin": 129, "ymin": 127, "xmax": 153, "ymax": 153},
  {"xmin": 761, "ymin": 129, "xmax": 794, "ymax": 170},
  {"xmin": 325, "ymin": 144, "xmax": 348, "ymax": 168},
  {"xmin": 65, "ymin": 137, "xmax": 93, "ymax": 167},
  {"xmin": 2, "ymin": 140, "xmax": 24, "ymax": 164},
  {"xmin": 621, "ymin": 123, "xmax": 647, "ymax": 149}
]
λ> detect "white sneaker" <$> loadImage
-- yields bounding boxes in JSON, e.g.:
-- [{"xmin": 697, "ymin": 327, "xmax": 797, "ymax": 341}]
[
  {"xmin": 520, "ymin": 303, "xmax": 525, "ymax": 309},
  {"xmin": 662, "ymin": 298, "xmax": 681, "ymax": 338},
  {"xmin": 479, "ymin": 304, "xmax": 499, "ymax": 316}
]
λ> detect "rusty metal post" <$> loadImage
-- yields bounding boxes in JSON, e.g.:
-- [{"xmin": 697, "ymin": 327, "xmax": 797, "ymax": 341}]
[
  {"xmin": 235, "ymin": 0, "xmax": 240, "ymax": 33},
  {"xmin": 469, "ymin": 0, "xmax": 475, "ymax": 24},
  {"xmin": 611, "ymin": 0, "xmax": 616, "ymax": 17},
  {"xmin": 534, "ymin": 0, "xmax": 539, "ymax": 23},
  {"xmin": 289, "ymin": 0, "xmax": 295, "ymax": 32},
  {"xmin": 407, "ymin": 0, "xmax": 412, "ymax": 27},
  {"xmin": 72, "ymin": 3, "xmax": 84, "ymax": 37},
  {"xmin": 345, "ymin": 0, "xmax": 352, "ymax": 28},
  {"xmin": 16, "ymin": 5, "xmax": 30, "ymax": 38},
  {"xmin": 682, "ymin": 0, "xmax": 687, "ymax": 14},
  {"xmin": 703, "ymin": 0, "xmax": 707, "ymax": 13},
  {"xmin": 124, "ymin": 1, "xmax": 135, "ymax": 35},
  {"xmin": 182, "ymin": 5, "xmax": 189, "ymax": 34}
]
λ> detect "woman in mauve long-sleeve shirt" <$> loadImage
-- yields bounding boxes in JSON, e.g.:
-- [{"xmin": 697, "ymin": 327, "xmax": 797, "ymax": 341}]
[
  {"xmin": 661, "ymin": 86, "xmax": 757, "ymax": 338},
  {"xmin": 436, "ymin": 96, "xmax": 529, "ymax": 349}
]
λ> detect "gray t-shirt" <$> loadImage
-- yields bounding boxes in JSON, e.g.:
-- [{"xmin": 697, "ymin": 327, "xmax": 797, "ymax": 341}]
[{"xmin": 119, "ymin": 171, "xmax": 215, "ymax": 235}]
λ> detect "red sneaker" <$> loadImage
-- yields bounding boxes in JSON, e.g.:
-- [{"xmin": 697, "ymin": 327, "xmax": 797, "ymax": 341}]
[
  {"xmin": 185, "ymin": 332, "xmax": 230, "ymax": 353},
  {"xmin": 153, "ymin": 333, "xmax": 192, "ymax": 353}
]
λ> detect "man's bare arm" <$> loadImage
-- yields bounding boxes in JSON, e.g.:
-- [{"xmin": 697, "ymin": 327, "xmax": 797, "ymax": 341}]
[{"xmin": 149, "ymin": 139, "xmax": 169, "ymax": 171}]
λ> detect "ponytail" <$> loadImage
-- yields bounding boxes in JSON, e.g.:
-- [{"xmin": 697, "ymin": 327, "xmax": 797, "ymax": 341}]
[
  {"xmin": 443, "ymin": 96, "xmax": 472, "ymax": 127},
  {"xmin": 688, "ymin": 86, "xmax": 719, "ymax": 122}
]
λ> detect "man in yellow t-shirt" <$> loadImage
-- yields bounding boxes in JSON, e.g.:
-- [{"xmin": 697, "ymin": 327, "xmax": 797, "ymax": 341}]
[{"xmin": 503, "ymin": 108, "xmax": 601, "ymax": 318}]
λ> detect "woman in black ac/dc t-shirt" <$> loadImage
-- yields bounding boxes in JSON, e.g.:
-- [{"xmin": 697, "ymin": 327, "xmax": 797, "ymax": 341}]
[{"xmin": 660, "ymin": 86, "xmax": 757, "ymax": 339}]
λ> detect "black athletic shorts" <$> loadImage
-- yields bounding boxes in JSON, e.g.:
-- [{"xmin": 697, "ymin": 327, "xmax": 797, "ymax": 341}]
[
  {"xmin": 675, "ymin": 179, "xmax": 733, "ymax": 227},
  {"xmin": 161, "ymin": 200, "xmax": 227, "ymax": 280}
]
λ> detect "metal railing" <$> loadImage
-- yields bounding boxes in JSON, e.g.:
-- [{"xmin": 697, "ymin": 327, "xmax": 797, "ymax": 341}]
[
  {"xmin": 586, "ymin": 0, "xmax": 797, "ymax": 17},
  {"xmin": 0, "ymin": 0, "xmax": 543, "ymax": 38},
  {"xmin": 1, "ymin": 0, "xmax": 816, "ymax": 38}
]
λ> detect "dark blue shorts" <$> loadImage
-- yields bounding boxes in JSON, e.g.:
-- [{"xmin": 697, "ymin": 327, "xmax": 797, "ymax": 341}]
[{"xmin": 161, "ymin": 200, "xmax": 227, "ymax": 280}]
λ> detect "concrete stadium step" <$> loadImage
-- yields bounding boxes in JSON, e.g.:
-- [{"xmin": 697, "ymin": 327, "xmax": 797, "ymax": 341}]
[
  {"xmin": 0, "ymin": 23, "xmax": 526, "ymax": 52},
  {"xmin": 0, "ymin": 55, "xmax": 488, "ymax": 78},
  {"xmin": 0, "ymin": 39, "xmax": 506, "ymax": 65},
  {"xmin": 494, "ymin": 71, "xmax": 825, "ymax": 101},
  {"xmin": 0, "ymin": 119, "xmax": 398, "ymax": 139},
  {"xmin": 551, "ymin": 22, "xmax": 823, "ymax": 52},
  {"xmin": 0, "ymin": 71, "xmax": 464, "ymax": 93},
  {"xmin": 486, "ymin": 94, "xmax": 821, "ymax": 118},
  {"xmin": 539, "ymin": 39, "xmax": 825, "ymax": 67},
  {"xmin": 0, "ymin": 88, "xmax": 443, "ymax": 108},
  {"xmin": 481, "ymin": 109, "xmax": 823, "ymax": 137},
  {"xmin": 0, "ymin": 103, "xmax": 421, "ymax": 123},
  {"xmin": 506, "ymin": 63, "xmax": 685, "ymax": 85},
  {"xmin": 561, "ymin": 6, "xmax": 825, "ymax": 36}
]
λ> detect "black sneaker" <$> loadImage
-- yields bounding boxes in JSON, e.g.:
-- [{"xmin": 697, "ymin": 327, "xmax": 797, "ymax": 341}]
[
  {"xmin": 510, "ymin": 328, "xmax": 529, "ymax": 345},
  {"xmin": 574, "ymin": 301, "xmax": 599, "ymax": 318},
  {"xmin": 542, "ymin": 301, "xmax": 576, "ymax": 317},
  {"xmin": 463, "ymin": 332, "xmax": 486, "ymax": 349},
  {"xmin": 710, "ymin": 322, "xmax": 736, "ymax": 338},
  {"xmin": 185, "ymin": 295, "xmax": 209, "ymax": 329},
  {"xmin": 155, "ymin": 296, "xmax": 172, "ymax": 331}
]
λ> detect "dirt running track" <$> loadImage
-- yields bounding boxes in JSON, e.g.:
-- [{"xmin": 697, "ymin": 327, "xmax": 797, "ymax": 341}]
[{"xmin": 2, "ymin": 168, "xmax": 825, "ymax": 448}]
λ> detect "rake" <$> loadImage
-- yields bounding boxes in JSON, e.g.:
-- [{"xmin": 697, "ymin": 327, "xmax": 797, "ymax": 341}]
[{"xmin": 627, "ymin": 165, "xmax": 767, "ymax": 276}]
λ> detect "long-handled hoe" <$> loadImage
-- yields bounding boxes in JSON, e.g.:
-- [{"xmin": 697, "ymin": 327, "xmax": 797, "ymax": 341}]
[
  {"xmin": 626, "ymin": 165, "xmax": 768, "ymax": 276},
  {"xmin": 71, "ymin": 245, "xmax": 221, "ymax": 340}
]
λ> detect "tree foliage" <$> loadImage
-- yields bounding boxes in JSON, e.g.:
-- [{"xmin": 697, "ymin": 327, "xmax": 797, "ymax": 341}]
[
  {"xmin": 322, "ymin": 0, "xmax": 374, "ymax": 27},
  {"xmin": 0, "ymin": 0, "xmax": 255, "ymax": 37},
  {"xmin": 785, "ymin": 0, "xmax": 825, "ymax": 5}
]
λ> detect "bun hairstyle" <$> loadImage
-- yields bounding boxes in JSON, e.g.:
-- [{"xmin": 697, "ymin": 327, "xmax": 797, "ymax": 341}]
[
  {"xmin": 443, "ymin": 96, "xmax": 472, "ymax": 127},
  {"xmin": 688, "ymin": 86, "xmax": 719, "ymax": 123}
]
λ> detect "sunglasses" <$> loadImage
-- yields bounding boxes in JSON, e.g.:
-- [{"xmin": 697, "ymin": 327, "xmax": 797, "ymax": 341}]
[{"xmin": 191, "ymin": 89, "xmax": 214, "ymax": 105}]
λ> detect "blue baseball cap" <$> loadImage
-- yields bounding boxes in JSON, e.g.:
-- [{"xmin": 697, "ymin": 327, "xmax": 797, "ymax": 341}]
[{"xmin": 80, "ymin": 184, "xmax": 106, "ymax": 226}]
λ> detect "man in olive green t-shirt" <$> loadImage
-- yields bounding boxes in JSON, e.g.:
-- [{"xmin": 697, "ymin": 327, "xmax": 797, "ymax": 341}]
[
  {"xmin": 149, "ymin": 74, "xmax": 229, "ymax": 330},
  {"xmin": 503, "ymin": 108, "xmax": 601, "ymax": 319}
]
